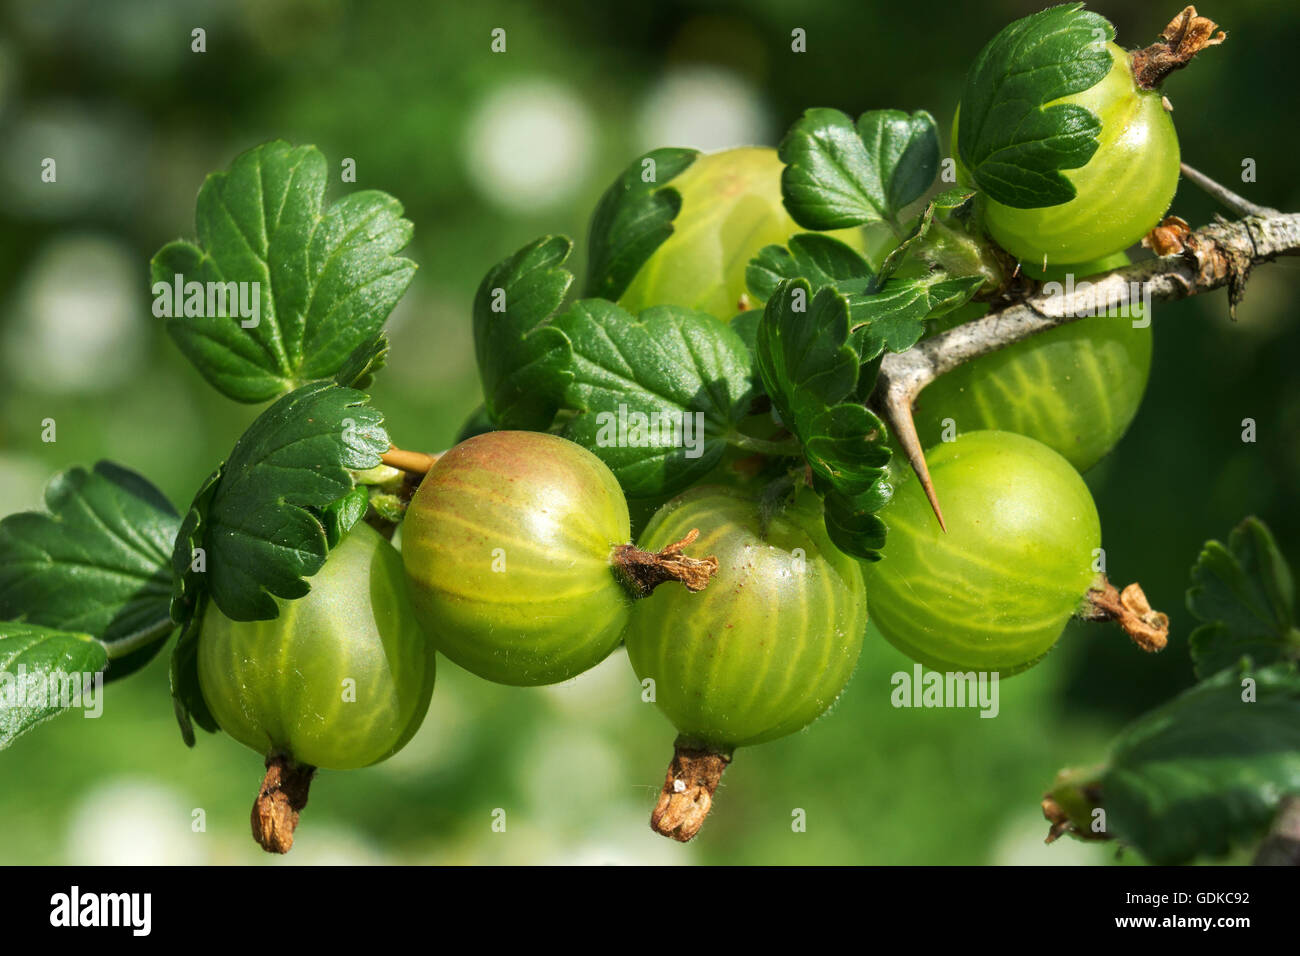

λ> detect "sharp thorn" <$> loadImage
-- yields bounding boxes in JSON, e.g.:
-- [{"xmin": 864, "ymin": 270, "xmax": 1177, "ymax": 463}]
[{"xmin": 885, "ymin": 386, "xmax": 946, "ymax": 533}]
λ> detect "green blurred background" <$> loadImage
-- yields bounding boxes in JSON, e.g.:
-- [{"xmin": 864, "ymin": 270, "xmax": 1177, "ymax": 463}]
[{"xmin": 0, "ymin": 0, "xmax": 1296, "ymax": 865}]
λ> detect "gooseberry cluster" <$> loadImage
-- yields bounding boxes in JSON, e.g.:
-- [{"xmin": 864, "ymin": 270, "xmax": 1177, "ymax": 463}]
[
  {"xmin": 5, "ymin": 3, "xmax": 1249, "ymax": 856},
  {"xmin": 181, "ymin": 4, "xmax": 1204, "ymax": 846}
]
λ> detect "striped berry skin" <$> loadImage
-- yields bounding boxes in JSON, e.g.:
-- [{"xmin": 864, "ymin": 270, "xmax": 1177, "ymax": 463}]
[
  {"xmin": 915, "ymin": 252, "xmax": 1152, "ymax": 473},
  {"xmin": 198, "ymin": 521, "xmax": 436, "ymax": 770},
  {"xmin": 863, "ymin": 431, "xmax": 1101, "ymax": 677},
  {"xmin": 626, "ymin": 488, "xmax": 866, "ymax": 749},
  {"xmin": 617, "ymin": 146, "xmax": 863, "ymax": 321},
  {"xmin": 401, "ymin": 430, "xmax": 633, "ymax": 686}
]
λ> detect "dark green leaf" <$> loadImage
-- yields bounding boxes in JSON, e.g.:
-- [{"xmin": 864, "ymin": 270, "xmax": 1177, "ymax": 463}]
[
  {"xmin": 335, "ymin": 332, "xmax": 390, "ymax": 389},
  {"xmin": 823, "ymin": 491, "xmax": 890, "ymax": 561},
  {"xmin": 0, "ymin": 622, "xmax": 108, "ymax": 751},
  {"xmin": 957, "ymin": 4, "xmax": 1113, "ymax": 208},
  {"xmin": 779, "ymin": 108, "xmax": 939, "ymax": 230},
  {"xmin": 169, "ymin": 598, "xmax": 216, "ymax": 746},
  {"xmin": 1187, "ymin": 517, "xmax": 1299, "ymax": 679},
  {"xmin": 322, "ymin": 486, "xmax": 371, "ymax": 548},
  {"xmin": 1103, "ymin": 663, "xmax": 1300, "ymax": 864},
  {"xmin": 154, "ymin": 141, "xmax": 416, "ymax": 402},
  {"xmin": 856, "ymin": 109, "xmax": 940, "ymax": 218},
  {"xmin": 473, "ymin": 236, "xmax": 575, "ymax": 430},
  {"xmin": 173, "ymin": 382, "xmax": 389, "ymax": 622},
  {"xmin": 730, "ymin": 310, "xmax": 762, "ymax": 355},
  {"xmin": 755, "ymin": 280, "xmax": 892, "ymax": 558},
  {"xmin": 746, "ymin": 233, "xmax": 872, "ymax": 304},
  {"xmin": 170, "ymin": 467, "xmax": 220, "ymax": 629},
  {"xmin": 0, "ymin": 462, "xmax": 179, "ymax": 673},
  {"xmin": 584, "ymin": 148, "xmax": 699, "ymax": 301},
  {"xmin": 847, "ymin": 272, "xmax": 983, "ymax": 363},
  {"xmin": 556, "ymin": 301, "xmax": 755, "ymax": 497}
]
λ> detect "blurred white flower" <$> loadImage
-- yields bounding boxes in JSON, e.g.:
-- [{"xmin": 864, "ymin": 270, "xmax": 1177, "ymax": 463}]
[
  {"xmin": 3, "ymin": 234, "xmax": 146, "ymax": 393},
  {"xmin": 65, "ymin": 778, "xmax": 207, "ymax": 866},
  {"xmin": 637, "ymin": 66, "xmax": 770, "ymax": 152},
  {"xmin": 0, "ymin": 103, "xmax": 149, "ymax": 219},
  {"xmin": 464, "ymin": 78, "xmax": 594, "ymax": 212}
]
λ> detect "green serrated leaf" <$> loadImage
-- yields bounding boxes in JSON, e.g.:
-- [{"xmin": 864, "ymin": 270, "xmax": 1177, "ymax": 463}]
[
  {"xmin": 847, "ymin": 271, "xmax": 985, "ymax": 363},
  {"xmin": 556, "ymin": 301, "xmax": 755, "ymax": 497},
  {"xmin": 823, "ymin": 490, "xmax": 890, "ymax": 561},
  {"xmin": 957, "ymin": 4, "xmax": 1113, "ymax": 208},
  {"xmin": 856, "ymin": 109, "xmax": 940, "ymax": 218},
  {"xmin": 169, "ymin": 596, "xmax": 216, "ymax": 746},
  {"xmin": 154, "ymin": 141, "xmax": 416, "ymax": 403},
  {"xmin": 584, "ymin": 148, "xmax": 699, "ymax": 301},
  {"xmin": 321, "ymin": 486, "xmax": 371, "ymax": 549},
  {"xmin": 335, "ymin": 332, "xmax": 390, "ymax": 389},
  {"xmin": 746, "ymin": 233, "xmax": 872, "ymax": 304},
  {"xmin": 779, "ymin": 108, "xmax": 939, "ymax": 230},
  {"xmin": 170, "ymin": 467, "xmax": 220, "ymax": 628},
  {"xmin": 1102, "ymin": 662, "xmax": 1300, "ymax": 864},
  {"xmin": 931, "ymin": 187, "xmax": 977, "ymax": 212},
  {"xmin": 174, "ymin": 382, "xmax": 389, "ymax": 622},
  {"xmin": 474, "ymin": 236, "xmax": 575, "ymax": 430},
  {"xmin": 0, "ymin": 623, "xmax": 108, "ymax": 751},
  {"xmin": 1187, "ymin": 517, "xmax": 1300, "ymax": 679},
  {"xmin": 0, "ymin": 462, "xmax": 179, "ymax": 675},
  {"xmin": 755, "ymin": 280, "xmax": 892, "ymax": 558},
  {"xmin": 730, "ymin": 309, "xmax": 762, "ymax": 355}
]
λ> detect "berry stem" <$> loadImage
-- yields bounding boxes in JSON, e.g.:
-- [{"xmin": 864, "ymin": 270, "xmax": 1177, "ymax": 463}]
[
  {"xmin": 1130, "ymin": 6, "xmax": 1226, "ymax": 90},
  {"xmin": 1080, "ymin": 577, "xmax": 1170, "ymax": 652},
  {"xmin": 251, "ymin": 754, "xmax": 316, "ymax": 854},
  {"xmin": 650, "ymin": 737, "xmax": 733, "ymax": 842},
  {"xmin": 612, "ymin": 529, "xmax": 719, "ymax": 598},
  {"xmin": 380, "ymin": 444, "xmax": 442, "ymax": 477},
  {"xmin": 727, "ymin": 432, "xmax": 803, "ymax": 457}
]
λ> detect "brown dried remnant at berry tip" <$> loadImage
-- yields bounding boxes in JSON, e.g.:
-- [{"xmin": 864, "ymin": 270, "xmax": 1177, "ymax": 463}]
[
  {"xmin": 251, "ymin": 754, "xmax": 315, "ymax": 854},
  {"xmin": 1131, "ymin": 6, "xmax": 1226, "ymax": 90},
  {"xmin": 1143, "ymin": 215, "xmax": 1193, "ymax": 256},
  {"xmin": 1081, "ymin": 577, "xmax": 1170, "ymax": 653},
  {"xmin": 650, "ymin": 739, "xmax": 733, "ymax": 842},
  {"xmin": 613, "ymin": 528, "xmax": 719, "ymax": 598}
]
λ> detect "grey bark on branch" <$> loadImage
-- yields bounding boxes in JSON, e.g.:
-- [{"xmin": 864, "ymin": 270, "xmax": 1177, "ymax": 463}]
[{"xmin": 875, "ymin": 208, "xmax": 1300, "ymax": 529}]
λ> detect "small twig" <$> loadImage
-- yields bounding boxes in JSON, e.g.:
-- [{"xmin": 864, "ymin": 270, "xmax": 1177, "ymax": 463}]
[
  {"xmin": 380, "ymin": 445, "xmax": 441, "ymax": 477},
  {"xmin": 876, "ymin": 210, "xmax": 1300, "ymax": 525},
  {"xmin": 1179, "ymin": 162, "xmax": 1278, "ymax": 218},
  {"xmin": 1079, "ymin": 577, "xmax": 1170, "ymax": 652}
]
